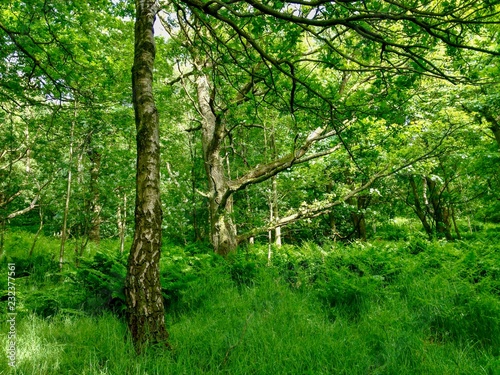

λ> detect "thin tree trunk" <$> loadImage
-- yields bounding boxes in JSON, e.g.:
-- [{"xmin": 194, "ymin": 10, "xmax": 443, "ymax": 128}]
[
  {"xmin": 60, "ymin": 118, "xmax": 75, "ymax": 271},
  {"xmin": 270, "ymin": 130, "xmax": 281, "ymax": 246},
  {"xmin": 29, "ymin": 204, "xmax": 44, "ymax": 257},
  {"xmin": 0, "ymin": 218, "xmax": 5, "ymax": 255},
  {"xmin": 422, "ymin": 176, "xmax": 429, "ymax": 207},
  {"xmin": 188, "ymin": 133, "xmax": 201, "ymax": 241},
  {"xmin": 118, "ymin": 193, "xmax": 127, "ymax": 254},
  {"xmin": 77, "ymin": 151, "xmax": 84, "ymax": 184},
  {"xmin": 356, "ymin": 195, "xmax": 368, "ymax": 241},
  {"xmin": 266, "ymin": 127, "xmax": 280, "ymax": 263},
  {"xmin": 268, "ymin": 194, "xmax": 273, "ymax": 265},
  {"xmin": 245, "ymin": 187, "xmax": 254, "ymax": 245},
  {"xmin": 440, "ymin": 163, "xmax": 462, "ymax": 240},
  {"xmin": 25, "ymin": 124, "xmax": 31, "ymax": 173},
  {"xmin": 88, "ymin": 149, "xmax": 101, "ymax": 243},
  {"xmin": 74, "ymin": 235, "xmax": 89, "ymax": 268},
  {"xmin": 326, "ymin": 181, "xmax": 339, "ymax": 240},
  {"xmin": 275, "ymin": 225, "xmax": 282, "ymax": 246},
  {"xmin": 348, "ymin": 194, "xmax": 367, "ymax": 241},
  {"xmin": 125, "ymin": 0, "xmax": 169, "ymax": 352}
]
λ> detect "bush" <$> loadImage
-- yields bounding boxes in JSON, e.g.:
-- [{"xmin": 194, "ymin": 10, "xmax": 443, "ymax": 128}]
[
  {"xmin": 227, "ymin": 252, "xmax": 258, "ymax": 287},
  {"xmin": 75, "ymin": 251, "xmax": 127, "ymax": 315},
  {"xmin": 161, "ymin": 245, "xmax": 228, "ymax": 314}
]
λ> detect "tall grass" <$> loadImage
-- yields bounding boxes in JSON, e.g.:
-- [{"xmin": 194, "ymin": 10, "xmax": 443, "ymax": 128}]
[{"xmin": 1, "ymin": 230, "xmax": 499, "ymax": 374}]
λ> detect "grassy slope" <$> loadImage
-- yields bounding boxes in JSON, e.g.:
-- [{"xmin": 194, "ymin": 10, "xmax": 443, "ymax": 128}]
[{"xmin": 0, "ymin": 226, "xmax": 499, "ymax": 374}]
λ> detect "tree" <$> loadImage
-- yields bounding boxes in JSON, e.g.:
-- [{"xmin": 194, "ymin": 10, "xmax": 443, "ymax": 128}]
[
  {"xmin": 3, "ymin": 0, "xmax": 498, "ymax": 352},
  {"xmin": 124, "ymin": 0, "xmax": 170, "ymax": 352},
  {"xmin": 157, "ymin": 0, "xmax": 500, "ymax": 253}
]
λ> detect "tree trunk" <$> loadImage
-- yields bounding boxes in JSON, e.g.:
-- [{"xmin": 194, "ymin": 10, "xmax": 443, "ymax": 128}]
[
  {"xmin": 0, "ymin": 218, "xmax": 5, "ymax": 255},
  {"xmin": 270, "ymin": 130, "xmax": 281, "ymax": 246},
  {"xmin": 188, "ymin": 133, "xmax": 201, "ymax": 241},
  {"xmin": 60, "ymin": 119, "xmax": 75, "ymax": 271},
  {"xmin": 355, "ymin": 195, "xmax": 368, "ymax": 241},
  {"xmin": 88, "ymin": 148, "xmax": 101, "ymax": 243},
  {"xmin": 491, "ymin": 124, "xmax": 500, "ymax": 151},
  {"xmin": 426, "ymin": 176, "xmax": 453, "ymax": 240},
  {"xmin": 125, "ymin": 0, "xmax": 169, "ymax": 352},
  {"xmin": 450, "ymin": 204, "xmax": 461, "ymax": 240},
  {"xmin": 348, "ymin": 194, "xmax": 367, "ymax": 241},
  {"xmin": 191, "ymin": 68, "xmax": 340, "ymax": 254},
  {"xmin": 195, "ymin": 72, "xmax": 237, "ymax": 256},
  {"xmin": 482, "ymin": 112, "xmax": 500, "ymax": 151},
  {"xmin": 268, "ymin": 186, "xmax": 273, "ymax": 264},
  {"xmin": 439, "ymin": 161, "xmax": 462, "ymax": 240},
  {"xmin": 267, "ymin": 134, "xmax": 281, "ymax": 262},
  {"xmin": 211, "ymin": 201, "xmax": 237, "ymax": 257},
  {"xmin": 245, "ymin": 187, "xmax": 255, "ymax": 245},
  {"xmin": 29, "ymin": 204, "xmax": 44, "ymax": 257},
  {"xmin": 118, "ymin": 193, "xmax": 127, "ymax": 254},
  {"xmin": 409, "ymin": 175, "xmax": 433, "ymax": 239},
  {"xmin": 25, "ymin": 124, "xmax": 31, "ymax": 173}
]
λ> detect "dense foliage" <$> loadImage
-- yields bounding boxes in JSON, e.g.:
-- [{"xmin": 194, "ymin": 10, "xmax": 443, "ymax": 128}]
[{"xmin": 1, "ymin": 0, "xmax": 499, "ymax": 363}]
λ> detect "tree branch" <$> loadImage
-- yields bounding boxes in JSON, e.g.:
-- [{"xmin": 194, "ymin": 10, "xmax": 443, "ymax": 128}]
[
  {"xmin": 237, "ymin": 172, "xmax": 383, "ymax": 242},
  {"xmin": 223, "ymin": 127, "xmax": 338, "ymax": 202}
]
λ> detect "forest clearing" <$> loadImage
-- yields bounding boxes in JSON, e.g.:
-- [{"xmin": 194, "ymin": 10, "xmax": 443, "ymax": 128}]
[{"xmin": 1, "ymin": 0, "xmax": 500, "ymax": 373}]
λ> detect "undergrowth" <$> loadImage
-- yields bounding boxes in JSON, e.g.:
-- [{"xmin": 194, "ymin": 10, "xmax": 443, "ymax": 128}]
[{"xmin": 0, "ymin": 227, "xmax": 499, "ymax": 374}]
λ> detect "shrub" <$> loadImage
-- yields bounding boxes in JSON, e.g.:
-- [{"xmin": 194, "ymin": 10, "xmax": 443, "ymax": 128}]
[
  {"xmin": 227, "ymin": 252, "xmax": 258, "ymax": 287},
  {"xmin": 161, "ymin": 245, "xmax": 228, "ymax": 314},
  {"xmin": 74, "ymin": 251, "xmax": 127, "ymax": 315}
]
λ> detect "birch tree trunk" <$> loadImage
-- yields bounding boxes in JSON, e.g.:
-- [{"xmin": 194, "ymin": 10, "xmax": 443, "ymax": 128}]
[
  {"xmin": 270, "ymin": 130, "xmax": 281, "ymax": 246},
  {"xmin": 125, "ymin": 0, "xmax": 169, "ymax": 352}
]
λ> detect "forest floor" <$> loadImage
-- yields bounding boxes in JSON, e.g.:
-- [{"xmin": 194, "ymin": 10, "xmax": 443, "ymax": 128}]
[{"xmin": 0, "ymin": 222, "xmax": 499, "ymax": 374}]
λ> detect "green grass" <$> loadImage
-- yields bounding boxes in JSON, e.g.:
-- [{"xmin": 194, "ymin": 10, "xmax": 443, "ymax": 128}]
[{"xmin": 1, "ymin": 228, "xmax": 500, "ymax": 374}]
